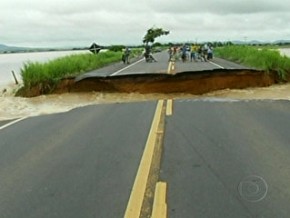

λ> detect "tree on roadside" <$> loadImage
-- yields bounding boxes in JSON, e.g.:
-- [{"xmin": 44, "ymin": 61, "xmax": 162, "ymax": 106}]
[
  {"xmin": 142, "ymin": 27, "xmax": 170, "ymax": 46},
  {"xmin": 153, "ymin": 42, "xmax": 162, "ymax": 47},
  {"xmin": 109, "ymin": 45, "xmax": 125, "ymax": 52}
]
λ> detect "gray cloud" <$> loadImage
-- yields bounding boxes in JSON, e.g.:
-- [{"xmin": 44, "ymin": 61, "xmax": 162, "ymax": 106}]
[
  {"xmin": 147, "ymin": 0, "xmax": 290, "ymax": 14},
  {"xmin": 1, "ymin": 0, "xmax": 289, "ymax": 47}
]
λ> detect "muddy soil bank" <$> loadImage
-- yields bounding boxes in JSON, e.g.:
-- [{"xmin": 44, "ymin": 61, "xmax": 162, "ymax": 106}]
[{"xmin": 17, "ymin": 69, "xmax": 285, "ymax": 97}]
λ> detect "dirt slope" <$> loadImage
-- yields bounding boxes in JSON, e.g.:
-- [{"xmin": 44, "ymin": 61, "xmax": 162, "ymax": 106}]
[{"xmin": 17, "ymin": 68, "xmax": 285, "ymax": 97}]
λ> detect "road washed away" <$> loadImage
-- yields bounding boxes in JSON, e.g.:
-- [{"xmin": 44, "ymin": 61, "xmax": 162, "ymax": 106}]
[{"xmin": 1, "ymin": 81, "xmax": 290, "ymax": 121}]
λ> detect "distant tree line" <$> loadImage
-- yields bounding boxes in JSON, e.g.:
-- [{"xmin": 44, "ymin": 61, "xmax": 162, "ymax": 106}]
[{"xmin": 106, "ymin": 41, "xmax": 290, "ymax": 51}]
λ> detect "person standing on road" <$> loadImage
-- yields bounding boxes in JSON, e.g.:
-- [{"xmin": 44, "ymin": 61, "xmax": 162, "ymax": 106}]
[
  {"xmin": 207, "ymin": 45, "xmax": 213, "ymax": 60},
  {"xmin": 190, "ymin": 44, "xmax": 198, "ymax": 62},
  {"xmin": 197, "ymin": 45, "xmax": 203, "ymax": 61},
  {"xmin": 202, "ymin": 43, "xmax": 209, "ymax": 61},
  {"xmin": 144, "ymin": 45, "xmax": 157, "ymax": 62},
  {"xmin": 181, "ymin": 44, "xmax": 187, "ymax": 62},
  {"xmin": 173, "ymin": 46, "xmax": 178, "ymax": 61},
  {"xmin": 122, "ymin": 47, "xmax": 131, "ymax": 64},
  {"xmin": 168, "ymin": 46, "xmax": 173, "ymax": 61}
]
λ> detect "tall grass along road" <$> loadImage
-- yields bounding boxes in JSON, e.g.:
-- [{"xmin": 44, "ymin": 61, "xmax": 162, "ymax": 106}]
[
  {"xmin": 21, "ymin": 51, "xmax": 122, "ymax": 89},
  {"xmin": 215, "ymin": 45, "xmax": 290, "ymax": 80}
]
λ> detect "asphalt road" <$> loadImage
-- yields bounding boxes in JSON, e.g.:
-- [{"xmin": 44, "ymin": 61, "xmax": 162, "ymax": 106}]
[
  {"xmin": 160, "ymin": 99, "xmax": 290, "ymax": 218},
  {"xmin": 0, "ymin": 102, "xmax": 157, "ymax": 218},
  {"xmin": 1, "ymin": 53, "xmax": 290, "ymax": 217},
  {"xmin": 76, "ymin": 50, "xmax": 250, "ymax": 80}
]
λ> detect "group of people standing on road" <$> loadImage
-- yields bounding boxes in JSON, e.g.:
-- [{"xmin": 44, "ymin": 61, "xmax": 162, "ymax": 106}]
[
  {"xmin": 168, "ymin": 43, "xmax": 214, "ymax": 62},
  {"xmin": 122, "ymin": 43, "xmax": 214, "ymax": 65}
]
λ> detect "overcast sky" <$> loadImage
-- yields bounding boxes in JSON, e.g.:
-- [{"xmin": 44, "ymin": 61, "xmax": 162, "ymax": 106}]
[{"xmin": 1, "ymin": 0, "xmax": 290, "ymax": 48}]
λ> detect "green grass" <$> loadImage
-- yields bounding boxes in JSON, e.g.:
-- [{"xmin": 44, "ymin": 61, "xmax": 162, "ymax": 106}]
[
  {"xmin": 130, "ymin": 48, "xmax": 144, "ymax": 57},
  {"xmin": 21, "ymin": 51, "xmax": 124, "ymax": 89},
  {"xmin": 215, "ymin": 45, "xmax": 290, "ymax": 80}
]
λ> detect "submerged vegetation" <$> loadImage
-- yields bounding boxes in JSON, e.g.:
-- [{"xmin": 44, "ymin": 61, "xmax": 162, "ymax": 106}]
[{"xmin": 215, "ymin": 45, "xmax": 290, "ymax": 80}]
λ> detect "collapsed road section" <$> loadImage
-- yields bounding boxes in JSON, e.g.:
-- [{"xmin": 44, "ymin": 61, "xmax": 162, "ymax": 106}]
[
  {"xmin": 55, "ymin": 69, "xmax": 279, "ymax": 95},
  {"xmin": 14, "ymin": 50, "xmax": 290, "ymax": 97}
]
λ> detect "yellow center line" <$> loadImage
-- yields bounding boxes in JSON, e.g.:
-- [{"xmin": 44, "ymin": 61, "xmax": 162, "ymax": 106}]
[
  {"xmin": 151, "ymin": 181, "xmax": 167, "ymax": 218},
  {"xmin": 166, "ymin": 99, "xmax": 173, "ymax": 116},
  {"xmin": 167, "ymin": 61, "xmax": 175, "ymax": 75},
  {"xmin": 167, "ymin": 61, "xmax": 172, "ymax": 74},
  {"xmin": 171, "ymin": 62, "xmax": 175, "ymax": 72},
  {"xmin": 124, "ymin": 100, "xmax": 164, "ymax": 218}
]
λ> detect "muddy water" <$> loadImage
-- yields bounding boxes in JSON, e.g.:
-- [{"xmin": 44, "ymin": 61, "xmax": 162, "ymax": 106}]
[
  {"xmin": 0, "ymin": 83, "xmax": 198, "ymax": 120},
  {"xmin": 203, "ymin": 83, "xmax": 290, "ymax": 100},
  {"xmin": 1, "ymin": 48, "xmax": 290, "ymax": 121},
  {"xmin": 1, "ymin": 82, "xmax": 290, "ymax": 121}
]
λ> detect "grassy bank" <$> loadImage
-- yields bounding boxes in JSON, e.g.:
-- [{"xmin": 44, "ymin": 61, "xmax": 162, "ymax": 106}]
[
  {"xmin": 215, "ymin": 46, "xmax": 290, "ymax": 80},
  {"xmin": 20, "ymin": 51, "xmax": 123, "ymax": 89}
]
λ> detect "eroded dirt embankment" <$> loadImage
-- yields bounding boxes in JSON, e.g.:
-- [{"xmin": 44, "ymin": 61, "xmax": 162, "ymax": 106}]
[{"xmin": 17, "ymin": 69, "xmax": 284, "ymax": 97}]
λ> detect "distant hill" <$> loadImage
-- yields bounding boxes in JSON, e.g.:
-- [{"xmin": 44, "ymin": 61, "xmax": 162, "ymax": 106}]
[
  {"xmin": 0, "ymin": 44, "xmax": 8, "ymax": 50},
  {"xmin": 232, "ymin": 40, "xmax": 267, "ymax": 45},
  {"xmin": 0, "ymin": 43, "xmax": 88, "ymax": 53},
  {"xmin": 0, "ymin": 44, "xmax": 32, "ymax": 53},
  {"xmin": 273, "ymin": 39, "xmax": 290, "ymax": 45},
  {"xmin": 232, "ymin": 39, "xmax": 290, "ymax": 45}
]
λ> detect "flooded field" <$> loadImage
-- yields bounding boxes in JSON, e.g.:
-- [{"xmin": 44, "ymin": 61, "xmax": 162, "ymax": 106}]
[
  {"xmin": 280, "ymin": 48, "xmax": 290, "ymax": 57},
  {"xmin": 0, "ymin": 50, "xmax": 90, "ymax": 86}
]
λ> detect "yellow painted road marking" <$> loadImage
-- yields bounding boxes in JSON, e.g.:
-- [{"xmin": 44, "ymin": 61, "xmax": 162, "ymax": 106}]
[
  {"xmin": 124, "ymin": 100, "xmax": 164, "ymax": 218},
  {"xmin": 166, "ymin": 99, "xmax": 173, "ymax": 116},
  {"xmin": 167, "ymin": 61, "xmax": 175, "ymax": 75},
  {"xmin": 167, "ymin": 61, "xmax": 172, "ymax": 74},
  {"xmin": 151, "ymin": 182, "xmax": 167, "ymax": 218},
  {"xmin": 171, "ymin": 62, "xmax": 175, "ymax": 72}
]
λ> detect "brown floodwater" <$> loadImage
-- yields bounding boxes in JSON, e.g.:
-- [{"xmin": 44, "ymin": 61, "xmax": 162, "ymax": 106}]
[{"xmin": 1, "ymin": 82, "xmax": 290, "ymax": 121}]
